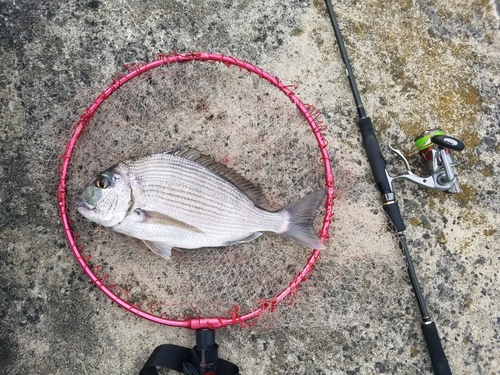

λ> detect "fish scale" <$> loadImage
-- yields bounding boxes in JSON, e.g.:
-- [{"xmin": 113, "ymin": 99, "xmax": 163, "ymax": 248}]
[{"xmin": 128, "ymin": 155, "xmax": 275, "ymax": 232}]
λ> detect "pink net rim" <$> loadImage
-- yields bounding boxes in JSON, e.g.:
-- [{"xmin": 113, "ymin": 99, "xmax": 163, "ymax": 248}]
[{"xmin": 57, "ymin": 52, "xmax": 335, "ymax": 329}]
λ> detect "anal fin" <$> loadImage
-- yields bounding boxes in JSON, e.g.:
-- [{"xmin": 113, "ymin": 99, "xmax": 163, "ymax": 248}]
[{"xmin": 224, "ymin": 232, "xmax": 263, "ymax": 246}]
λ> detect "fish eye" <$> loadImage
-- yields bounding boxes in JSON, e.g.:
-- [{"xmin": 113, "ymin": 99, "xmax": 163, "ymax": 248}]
[{"xmin": 94, "ymin": 176, "xmax": 110, "ymax": 189}]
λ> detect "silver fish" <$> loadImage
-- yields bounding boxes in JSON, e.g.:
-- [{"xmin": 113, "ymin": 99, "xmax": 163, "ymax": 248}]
[{"xmin": 76, "ymin": 146, "xmax": 326, "ymax": 260}]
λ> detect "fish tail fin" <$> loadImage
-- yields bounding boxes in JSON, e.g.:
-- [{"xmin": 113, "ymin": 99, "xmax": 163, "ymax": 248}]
[{"xmin": 280, "ymin": 188, "xmax": 327, "ymax": 250}]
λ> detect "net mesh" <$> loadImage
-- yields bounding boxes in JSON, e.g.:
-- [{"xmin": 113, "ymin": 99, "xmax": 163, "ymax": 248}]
[
  {"xmin": 261, "ymin": 155, "xmax": 406, "ymax": 327},
  {"xmin": 57, "ymin": 53, "xmax": 405, "ymax": 329}
]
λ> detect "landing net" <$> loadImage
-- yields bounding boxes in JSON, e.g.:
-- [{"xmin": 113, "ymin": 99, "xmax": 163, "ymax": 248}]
[{"xmin": 57, "ymin": 52, "xmax": 335, "ymax": 329}]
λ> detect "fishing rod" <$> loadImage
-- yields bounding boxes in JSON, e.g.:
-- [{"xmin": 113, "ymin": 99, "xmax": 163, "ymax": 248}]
[{"xmin": 324, "ymin": 1, "xmax": 465, "ymax": 374}]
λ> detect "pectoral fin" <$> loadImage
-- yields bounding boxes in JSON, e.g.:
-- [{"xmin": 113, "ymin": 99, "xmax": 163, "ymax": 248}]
[
  {"xmin": 142, "ymin": 240, "xmax": 173, "ymax": 260},
  {"xmin": 134, "ymin": 208, "xmax": 204, "ymax": 234}
]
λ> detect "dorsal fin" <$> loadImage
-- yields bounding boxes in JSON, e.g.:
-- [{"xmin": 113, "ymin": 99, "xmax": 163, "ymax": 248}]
[{"xmin": 167, "ymin": 146, "xmax": 268, "ymax": 207}]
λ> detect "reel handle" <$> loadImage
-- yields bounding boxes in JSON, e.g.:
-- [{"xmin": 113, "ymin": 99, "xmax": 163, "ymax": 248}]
[{"xmin": 431, "ymin": 135, "xmax": 464, "ymax": 151}]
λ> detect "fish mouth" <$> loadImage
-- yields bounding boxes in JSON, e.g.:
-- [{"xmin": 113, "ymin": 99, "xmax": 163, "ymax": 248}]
[{"xmin": 75, "ymin": 197, "xmax": 95, "ymax": 211}]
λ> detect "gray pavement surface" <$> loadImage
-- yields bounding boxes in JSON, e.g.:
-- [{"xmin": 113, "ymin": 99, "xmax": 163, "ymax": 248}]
[{"xmin": 1, "ymin": 0, "xmax": 499, "ymax": 374}]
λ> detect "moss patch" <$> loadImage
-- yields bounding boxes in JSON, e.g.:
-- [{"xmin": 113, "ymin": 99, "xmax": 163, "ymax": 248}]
[
  {"xmin": 410, "ymin": 217, "xmax": 421, "ymax": 226},
  {"xmin": 455, "ymin": 183, "xmax": 479, "ymax": 206},
  {"xmin": 483, "ymin": 228, "xmax": 496, "ymax": 236}
]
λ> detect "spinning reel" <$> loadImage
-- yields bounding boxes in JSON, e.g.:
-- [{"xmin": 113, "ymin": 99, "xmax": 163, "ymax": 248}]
[{"xmin": 388, "ymin": 129, "xmax": 465, "ymax": 194}]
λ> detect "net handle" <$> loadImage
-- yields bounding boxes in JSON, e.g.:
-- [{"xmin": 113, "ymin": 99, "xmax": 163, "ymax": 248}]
[{"xmin": 57, "ymin": 52, "xmax": 335, "ymax": 329}]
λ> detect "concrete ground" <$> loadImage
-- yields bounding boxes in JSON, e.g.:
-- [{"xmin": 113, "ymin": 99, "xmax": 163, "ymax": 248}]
[{"xmin": 1, "ymin": 0, "xmax": 499, "ymax": 374}]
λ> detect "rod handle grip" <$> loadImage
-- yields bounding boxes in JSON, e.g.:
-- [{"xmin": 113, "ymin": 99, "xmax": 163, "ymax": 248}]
[
  {"xmin": 421, "ymin": 321, "xmax": 452, "ymax": 375},
  {"xmin": 382, "ymin": 201, "xmax": 406, "ymax": 232},
  {"xmin": 358, "ymin": 117, "xmax": 406, "ymax": 232},
  {"xmin": 358, "ymin": 117, "xmax": 390, "ymax": 193}
]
